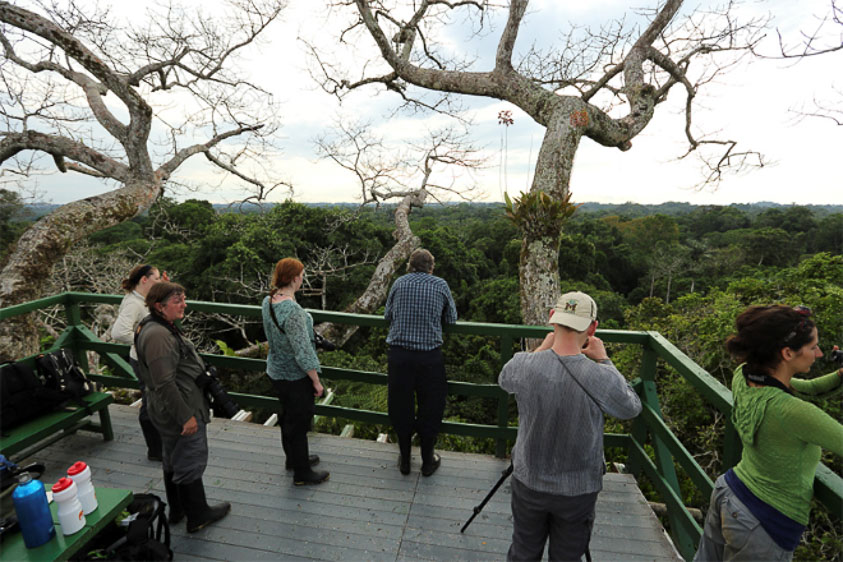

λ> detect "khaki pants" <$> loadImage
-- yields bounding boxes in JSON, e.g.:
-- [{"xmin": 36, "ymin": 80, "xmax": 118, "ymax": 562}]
[{"xmin": 694, "ymin": 474, "xmax": 794, "ymax": 562}]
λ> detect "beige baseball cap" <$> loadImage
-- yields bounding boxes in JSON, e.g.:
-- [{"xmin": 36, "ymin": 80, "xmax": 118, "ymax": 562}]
[{"xmin": 549, "ymin": 291, "xmax": 597, "ymax": 331}]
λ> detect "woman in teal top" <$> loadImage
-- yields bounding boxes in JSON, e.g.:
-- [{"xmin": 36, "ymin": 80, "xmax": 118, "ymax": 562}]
[
  {"xmin": 261, "ymin": 257, "xmax": 329, "ymax": 486},
  {"xmin": 694, "ymin": 305, "xmax": 843, "ymax": 561}
]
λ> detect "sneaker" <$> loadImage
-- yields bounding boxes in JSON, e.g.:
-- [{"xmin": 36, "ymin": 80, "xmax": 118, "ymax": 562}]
[
  {"xmin": 421, "ymin": 454, "xmax": 440, "ymax": 477},
  {"xmin": 398, "ymin": 454, "xmax": 410, "ymax": 475},
  {"xmin": 294, "ymin": 469, "xmax": 330, "ymax": 486},
  {"xmin": 285, "ymin": 455, "xmax": 319, "ymax": 471}
]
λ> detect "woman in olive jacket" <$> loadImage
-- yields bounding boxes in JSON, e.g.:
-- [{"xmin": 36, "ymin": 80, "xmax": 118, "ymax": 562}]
[{"xmin": 136, "ymin": 282, "xmax": 230, "ymax": 532}]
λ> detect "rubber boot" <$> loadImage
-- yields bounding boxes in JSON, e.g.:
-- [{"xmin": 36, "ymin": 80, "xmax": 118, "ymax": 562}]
[
  {"xmin": 163, "ymin": 472, "xmax": 184, "ymax": 524},
  {"xmin": 179, "ymin": 478, "xmax": 231, "ymax": 533}
]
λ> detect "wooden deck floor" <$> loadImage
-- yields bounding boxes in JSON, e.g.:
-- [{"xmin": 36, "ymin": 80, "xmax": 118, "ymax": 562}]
[{"xmin": 24, "ymin": 405, "xmax": 681, "ymax": 561}]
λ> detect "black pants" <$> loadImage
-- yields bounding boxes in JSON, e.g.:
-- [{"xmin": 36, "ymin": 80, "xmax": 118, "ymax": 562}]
[
  {"xmin": 270, "ymin": 377, "xmax": 315, "ymax": 475},
  {"xmin": 130, "ymin": 358, "xmax": 162, "ymax": 458},
  {"xmin": 387, "ymin": 346, "xmax": 447, "ymax": 463}
]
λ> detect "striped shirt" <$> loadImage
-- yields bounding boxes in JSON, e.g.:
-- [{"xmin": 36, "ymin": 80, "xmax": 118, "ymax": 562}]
[
  {"xmin": 499, "ymin": 351, "xmax": 641, "ymax": 495},
  {"xmin": 384, "ymin": 272, "xmax": 457, "ymax": 350}
]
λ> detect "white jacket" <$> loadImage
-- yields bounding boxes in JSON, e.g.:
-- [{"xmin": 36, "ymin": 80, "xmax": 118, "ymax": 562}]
[{"xmin": 111, "ymin": 291, "xmax": 149, "ymax": 360}]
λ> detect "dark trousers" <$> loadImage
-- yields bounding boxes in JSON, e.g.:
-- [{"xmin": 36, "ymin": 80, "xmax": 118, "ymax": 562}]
[
  {"xmin": 270, "ymin": 377, "xmax": 315, "ymax": 475},
  {"xmin": 130, "ymin": 358, "xmax": 162, "ymax": 458},
  {"xmin": 507, "ymin": 477, "xmax": 597, "ymax": 562},
  {"xmin": 387, "ymin": 346, "xmax": 447, "ymax": 463},
  {"xmin": 159, "ymin": 418, "xmax": 208, "ymax": 485}
]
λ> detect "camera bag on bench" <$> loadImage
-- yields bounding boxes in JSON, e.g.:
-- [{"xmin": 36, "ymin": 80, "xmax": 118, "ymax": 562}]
[{"xmin": 0, "ymin": 360, "xmax": 75, "ymax": 433}]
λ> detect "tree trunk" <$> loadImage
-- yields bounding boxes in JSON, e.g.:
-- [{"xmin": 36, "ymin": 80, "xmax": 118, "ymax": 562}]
[
  {"xmin": 516, "ymin": 105, "xmax": 582, "ymax": 328},
  {"xmin": 519, "ymin": 235, "xmax": 560, "ymax": 328},
  {"xmin": 317, "ymin": 191, "xmax": 426, "ymax": 346},
  {"xmin": 0, "ymin": 179, "xmax": 161, "ymax": 361}
]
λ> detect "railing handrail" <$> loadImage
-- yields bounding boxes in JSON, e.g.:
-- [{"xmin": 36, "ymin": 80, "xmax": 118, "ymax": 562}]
[{"xmin": 3, "ymin": 291, "xmax": 840, "ymax": 561}]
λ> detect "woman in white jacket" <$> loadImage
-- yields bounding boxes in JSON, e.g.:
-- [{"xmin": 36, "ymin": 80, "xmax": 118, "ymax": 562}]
[{"xmin": 111, "ymin": 264, "xmax": 167, "ymax": 460}]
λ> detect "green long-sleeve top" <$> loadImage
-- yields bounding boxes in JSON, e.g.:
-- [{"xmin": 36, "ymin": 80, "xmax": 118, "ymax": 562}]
[
  {"xmin": 731, "ymin": 365, "xmax": 843, "ymax": 525},
  {"xmin": 261, "ymin": 297, "xmax": 321, "ymax": 381}
]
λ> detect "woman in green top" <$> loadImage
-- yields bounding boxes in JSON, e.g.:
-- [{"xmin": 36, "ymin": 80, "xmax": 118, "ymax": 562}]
[
  {"xmin": 261, "ymin": 257, "xmax": 329, "ymax": 485},
  {"xmin": 694, "ymin": 305, "xmax": 843, "ymax": 561}
]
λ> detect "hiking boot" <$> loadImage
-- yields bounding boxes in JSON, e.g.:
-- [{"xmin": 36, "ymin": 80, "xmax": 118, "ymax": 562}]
[
  {"xmin": 293, "ymin": 468, "xmax": 329, "ymax": 486},
  {"xmin": 285, "ymin": 455, "xmax": 319, "ymax": 471},
  {"xmin": 421, "ymin": 454, "xmax": 441, "ymax": 477}
]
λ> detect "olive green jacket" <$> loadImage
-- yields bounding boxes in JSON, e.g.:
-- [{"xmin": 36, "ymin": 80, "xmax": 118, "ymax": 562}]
[{"xmin": 136, "ymin": 321, "xmax": 210, "ymax": 435}]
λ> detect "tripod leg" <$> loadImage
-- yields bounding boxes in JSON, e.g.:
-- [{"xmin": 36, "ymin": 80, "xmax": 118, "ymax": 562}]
[{"xmin": 460, "ymin": 464, "xmax": 513, "ymax": 534}]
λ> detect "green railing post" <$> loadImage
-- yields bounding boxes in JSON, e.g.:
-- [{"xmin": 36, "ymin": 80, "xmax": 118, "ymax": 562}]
[
  {"xmin": 722, "ymin": 418, "xmax": 742, "ymax": 470},
  {"xmin": 496, "ymin": 334, "xmax": 515, "ymax": 458},
  {"xmin": 636, "ymin": 339, "xmax": 694, "ymax": 558},
  {"xmin": 62, "ymin": 296, "xmax": 91, "ymax": 373}
]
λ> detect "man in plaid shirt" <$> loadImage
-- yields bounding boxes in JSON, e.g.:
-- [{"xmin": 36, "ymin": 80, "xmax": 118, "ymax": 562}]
[{"xmin": 385, "ymin": 249, "xmax": 457, "ymax": 476}]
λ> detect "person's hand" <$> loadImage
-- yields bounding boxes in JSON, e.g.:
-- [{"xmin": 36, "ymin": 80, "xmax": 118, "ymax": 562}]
[
  {"xmin": 161, "ymin": 270, "xmax": 170, "ymax": 282},
  {"xmin": 312, "ymin": 379, "xmax": 324, "ymax": 398},
  {"xmin": 583, "ymin": 336, "xmax": 609, "ymax": 363},
  {"xmin": 181, "ymin": 415, "xmax": 198, "ymax": 436}
]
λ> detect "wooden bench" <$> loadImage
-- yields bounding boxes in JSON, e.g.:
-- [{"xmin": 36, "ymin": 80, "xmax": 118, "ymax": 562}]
[{"xmin": 0, "ymin": 392, "xmax": 114, "ymax": 462}]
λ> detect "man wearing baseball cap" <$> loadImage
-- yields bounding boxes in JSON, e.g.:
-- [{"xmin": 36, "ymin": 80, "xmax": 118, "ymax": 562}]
[{"xmin": 499, "ymin": 291, "xmax": 642, "ymax": 561}]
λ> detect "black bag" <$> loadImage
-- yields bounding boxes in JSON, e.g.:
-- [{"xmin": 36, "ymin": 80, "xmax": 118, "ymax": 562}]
[
  {"xmin": 0, "ymin": 360, "xmax": 74, "ymax": 433},
  {"xmin": 35, "ymin": 349, "xmax": 94, "ymax": 405},
  {"xmin": 73, "ymin": 493, "xmax": 173, "ymax": 561}
]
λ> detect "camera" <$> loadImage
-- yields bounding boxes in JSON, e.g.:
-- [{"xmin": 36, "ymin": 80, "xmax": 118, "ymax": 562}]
[
  {"xmin": 195, "ymin": 365, "xmax": 240, "ymax": 418},
  {"xmin": 314, "ymin": 331, "xmax": 336, "ymax": 351},
  {"xmin": 831, "ymin": 347, "xmax": 843, "ymax": 366}
]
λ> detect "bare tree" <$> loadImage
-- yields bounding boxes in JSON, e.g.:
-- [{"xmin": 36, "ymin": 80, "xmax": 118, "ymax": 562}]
[
  {"xmin": 0, "ymin": 0, "xmax": 287, "ymax": 360},
  {"xmin": 313, "ymin": 0, "xmax": 765, "ymax": 326},
  {"xmin": 314, "ymin": 121, "xmax": 483, "ymax": 345},
  {"xmin": 774, "ymin": 0, "xmax": 843, "ymax": 125}
]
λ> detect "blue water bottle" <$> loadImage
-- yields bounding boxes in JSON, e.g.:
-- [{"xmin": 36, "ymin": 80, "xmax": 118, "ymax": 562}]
[{"xmin": 11, "ymin": 472, "xmax": 56, "ymax": 548}]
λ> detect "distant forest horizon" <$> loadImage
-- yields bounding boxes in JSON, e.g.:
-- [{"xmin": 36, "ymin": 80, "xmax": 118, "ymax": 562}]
[{"xmin": 21, "ymin": 199, "xmax": 843, "ymax": 219}]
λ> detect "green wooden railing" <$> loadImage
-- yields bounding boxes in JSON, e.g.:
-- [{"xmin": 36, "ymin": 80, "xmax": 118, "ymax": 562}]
[{"xmin": 2, "ymin": 292, "xmax": 840, "ymax": 560}]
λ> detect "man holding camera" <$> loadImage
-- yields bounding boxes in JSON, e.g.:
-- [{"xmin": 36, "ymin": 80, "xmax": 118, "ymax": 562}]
[
  {"xmin": 385, "ymin": 249, "xmax": 457, "ymax": 476},
  {"xmin": 499, "ymin": 291, "xmax": 641, "ymax": 561}
]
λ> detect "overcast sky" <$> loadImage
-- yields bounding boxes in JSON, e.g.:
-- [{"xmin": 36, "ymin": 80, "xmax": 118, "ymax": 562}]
[{"xmin": 19, "ymin": 0, "xmax": 843, "ymax": 207}]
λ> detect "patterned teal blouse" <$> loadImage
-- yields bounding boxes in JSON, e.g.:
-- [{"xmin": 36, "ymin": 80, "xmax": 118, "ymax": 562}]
[{"xmin": 261, "ymin": 296, "xmax": 321, "ymax": 381}]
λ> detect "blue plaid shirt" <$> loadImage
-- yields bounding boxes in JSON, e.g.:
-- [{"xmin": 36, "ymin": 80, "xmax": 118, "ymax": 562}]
[{"xmin": 384, "ymin": 272, "xmax": 457, "ymax": 350}]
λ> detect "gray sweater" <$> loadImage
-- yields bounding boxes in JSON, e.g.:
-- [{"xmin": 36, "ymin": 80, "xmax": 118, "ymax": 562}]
[{"xmin": 499, "ymin": 351, "xmax": 641, "ymax": 495}]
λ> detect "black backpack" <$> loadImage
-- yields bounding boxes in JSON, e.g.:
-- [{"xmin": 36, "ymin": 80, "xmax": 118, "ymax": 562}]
[
  {"xmin": 35, "ymin": 349, "xmax": 94, "ymax": 405},
  {"xmin": 73, "ymin": 493, "xmax": 173, "ymax": 561},
  {"xmin": 0, "ymin": 361, "xmax": 74, "ymax": 433}
]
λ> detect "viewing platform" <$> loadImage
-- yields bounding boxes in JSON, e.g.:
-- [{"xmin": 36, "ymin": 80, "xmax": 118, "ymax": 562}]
[
  {"xmin": 3, "ymin": 292, "xmax": 841, "ymax": 560},
  {"xmin": 30, "ymin": 404, "xmax": 681, "ymax": 561}
]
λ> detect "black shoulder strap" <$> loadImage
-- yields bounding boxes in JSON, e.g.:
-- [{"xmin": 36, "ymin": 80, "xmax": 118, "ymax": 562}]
[
  {"xmin": 742, "ymin": 365, "xmax": 793, "ymax": 395},
  {"xmin": 267, "ymin": 296, "xmax": 286, "ymax": 335},
  {"xmin": 554, "ymin": 355, "xmax": 601, "ymax": 407},
  {"xmin": 135, "ymin": 315, "xmax": 190, "ymax": 369}
]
